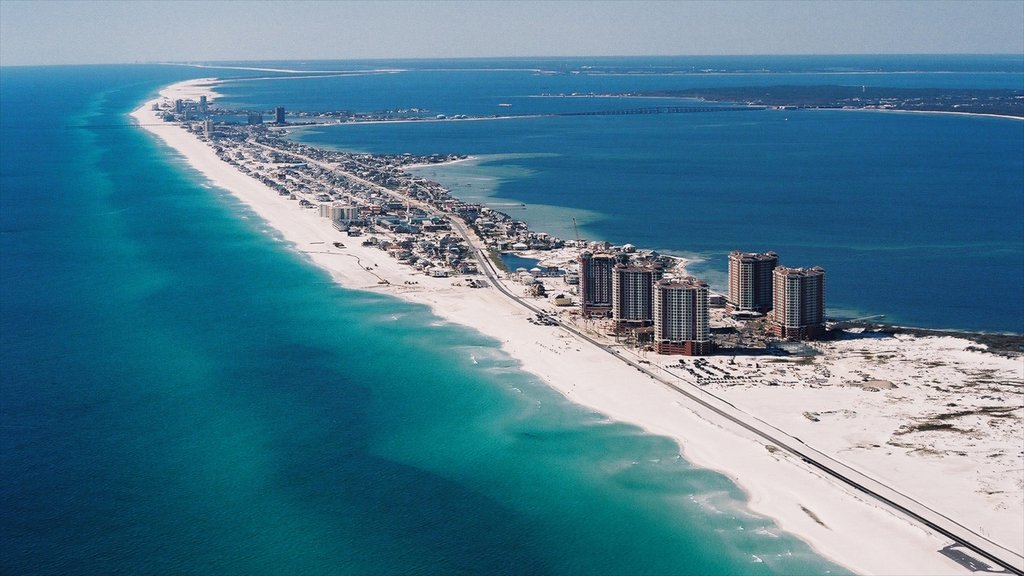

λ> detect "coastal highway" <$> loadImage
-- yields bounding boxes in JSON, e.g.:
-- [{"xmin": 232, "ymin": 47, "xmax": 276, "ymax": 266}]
[
  {"xmin": 451, "ymin": 220, "xmax": 1024, "ymax": 575},
  {"xmin": 252, "ymin": 139, "xmax": 1023, "ymax": 574}
]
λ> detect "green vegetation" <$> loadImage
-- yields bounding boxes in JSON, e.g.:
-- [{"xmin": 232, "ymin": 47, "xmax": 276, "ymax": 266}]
[{"xmin": 488, "ymin": 247, "xmax": 508, "ymax": 273}]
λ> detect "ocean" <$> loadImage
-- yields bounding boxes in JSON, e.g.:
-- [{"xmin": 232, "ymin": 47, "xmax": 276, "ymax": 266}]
[{"xmin": 1, "ymin": 56, "xmax": 1020, "ymax": 574}]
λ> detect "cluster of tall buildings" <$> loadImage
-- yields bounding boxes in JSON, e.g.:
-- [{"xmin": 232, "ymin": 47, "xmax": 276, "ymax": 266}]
[
  {"xmin": 173, "ymin": 96, "xmax": 209, "ymax": 121},
  {"xmin": 727, "ymin": 251, "xmax": 826, "ymax": 340},
  {"xmin": 249, "ymin": 107, "xmax": 286, "ymax": 125},
  {"xmin": 580, "ymin": 252, "xmax": 711, "ymax": 355},
  {"xmin": 577, "ymin": 249, "xmax": 826, "ymax": 356}
]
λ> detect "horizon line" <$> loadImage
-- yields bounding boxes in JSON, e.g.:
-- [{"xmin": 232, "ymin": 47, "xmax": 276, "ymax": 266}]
[{"xmin": 3, "ymin": 53, "xmax": 1023, "ymax": 69}]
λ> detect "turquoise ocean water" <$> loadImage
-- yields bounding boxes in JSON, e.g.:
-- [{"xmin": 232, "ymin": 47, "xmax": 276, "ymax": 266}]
[{"xmin": 1, "ymin": 57, "xmax": 1020, "ymax": 574}]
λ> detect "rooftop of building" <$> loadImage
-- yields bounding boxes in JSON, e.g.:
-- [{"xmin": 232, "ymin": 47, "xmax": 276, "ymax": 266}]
[
  {"xmin": 729, "ymin": 250, "xmax": 779, "ymax": 261},
  {"xmin": 774, "ymin": 266, "xmax": 826, "ymax": 276},
  {"xmin": 657, "ymin": 276, "xmax": 708, "ymax": 289},
  {"xmin": 614, "ymin": 262, "xmax": 664, "ymax": 272}
]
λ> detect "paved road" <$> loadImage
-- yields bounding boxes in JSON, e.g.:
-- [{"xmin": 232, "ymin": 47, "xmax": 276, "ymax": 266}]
[
  {"xmin": 451, "ymin": 217, "xmax": 1024, "ymax": 575},
  {"xmin": 257, "ymin": 139, "xmax": 1024, "ymax": 575}
]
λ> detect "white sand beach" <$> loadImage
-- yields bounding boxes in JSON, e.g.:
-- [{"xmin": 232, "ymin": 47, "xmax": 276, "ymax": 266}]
[{"xmin": 131, "ymin": 78, "xmax": 1023, "ymax": 575}]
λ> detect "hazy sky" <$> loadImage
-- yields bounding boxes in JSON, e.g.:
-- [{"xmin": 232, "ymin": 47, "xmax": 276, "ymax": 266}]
[{"xmin": 1, "ymin": 0, "xmax": 1022, "ymax": 66}]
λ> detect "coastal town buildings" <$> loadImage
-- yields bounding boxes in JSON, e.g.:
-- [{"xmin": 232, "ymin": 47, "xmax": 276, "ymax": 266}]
[
  {"xmin": 770, "ymin": 266, "xmax": 826, "ymax": 340},
  {"xmin": 579, "ymin": 251, "xmax": 616, "ymax": 318},
  {"xmin": 133, "ymin": 88, "xmax": 1024, "ymax": 572},
  {"xmin": 611, "ymin": 262, "xmax": 664, "ymax": 328},
  {"xmin": 164, "ymin": 94, "xmax": 835, "ymax": 349},
  {"xmin": 728, "ymin": 250, "xmax": 778, "ymax": 313},
  {"xmin": 654, "ymin": 277, "xmax": 712, "ymax": 355}
]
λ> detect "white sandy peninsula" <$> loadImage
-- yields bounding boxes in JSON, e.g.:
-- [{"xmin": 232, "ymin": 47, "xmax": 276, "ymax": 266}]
[{"xmin": 132, "ymin": 78, "xmax": 1023, "ymax": 576}]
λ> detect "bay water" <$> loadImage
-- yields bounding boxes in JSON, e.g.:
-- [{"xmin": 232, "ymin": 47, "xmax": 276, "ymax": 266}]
[{"xmin": 267, "ymin": 56, "xmax": 1023, "ymax": 333}]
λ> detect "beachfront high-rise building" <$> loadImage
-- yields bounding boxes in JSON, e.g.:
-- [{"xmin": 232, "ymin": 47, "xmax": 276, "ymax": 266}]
[
  {"xmin": 728, "ymin": 251, "xmax": 778, "ymax": 313},
  {"xmin": 275, "ymin": 106, "xmax": 286, "ymax": 124},
  {"xmin": 174, "ymin": 99, "xmax": 184, "ymax": 114},
  {"xmin": 199, "ymin": 95, "xmax": 208, "ymax": 115},
  {"xmin": 579, "ymin": 251, "xmax": 615, "ymax": 318},
  {"xmin": 611, "ymin": 262, "xmax": 664, "ymax": 327},
  {"xmin": 771, "ymin": 266, "xmax": 826, "ymax": 340},
  {"xmin": 654, "ymin": 277, "xmax": 712, "ymax": 355},
  {"xmin": 319, "ymin": 203, "xmax": 360, "ymax": 222}
]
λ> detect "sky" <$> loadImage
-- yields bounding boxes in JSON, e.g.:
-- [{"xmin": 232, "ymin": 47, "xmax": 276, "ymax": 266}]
[{"xmin": 1, "ymin": 0, "xmax": 1022, "ymax": 66}]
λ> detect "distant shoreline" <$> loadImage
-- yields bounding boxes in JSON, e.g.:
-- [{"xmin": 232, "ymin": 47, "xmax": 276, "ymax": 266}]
[
  {"xmin": 551, "ymin": 85, "xmax": 1024, "ymax": 120},
  {"xmin": 841, "ymin": 321, "xmax": 1023, "ymax": 354},
  {"xmin": 833, "ymin": 106, "xmax": 1024, "ymax": 121},
  {"xmin": 131, "ymin": 77, "xmax": 1024, "ymax": 575}
]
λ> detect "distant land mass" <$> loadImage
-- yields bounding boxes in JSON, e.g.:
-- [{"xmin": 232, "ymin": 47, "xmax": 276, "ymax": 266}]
[{"xmin": 633, "ymin": 86, "xmax": 1024, "ymax": 118}]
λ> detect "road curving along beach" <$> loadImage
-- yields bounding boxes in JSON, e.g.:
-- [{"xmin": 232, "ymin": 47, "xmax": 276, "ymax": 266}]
[{"xmin": 132, "ymin": 77, "xmax": 1024, "ymax": 576}]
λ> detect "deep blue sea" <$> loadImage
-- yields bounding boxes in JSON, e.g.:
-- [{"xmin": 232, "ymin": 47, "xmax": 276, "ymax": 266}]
[{"xmin": 1, "ymin": 57, "xmax": 1020, "ymax": 575}]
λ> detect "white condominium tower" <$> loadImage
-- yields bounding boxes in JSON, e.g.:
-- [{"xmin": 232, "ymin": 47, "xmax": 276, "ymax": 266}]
[{"xmin": 654, "ymin": 277, "xmax": 712, "ymax": 355}]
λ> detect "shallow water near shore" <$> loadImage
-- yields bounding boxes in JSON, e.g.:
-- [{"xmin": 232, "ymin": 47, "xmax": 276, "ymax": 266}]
[{"xmin": 0, "ymin": 66, "xmax": 857, "ymax": 574}]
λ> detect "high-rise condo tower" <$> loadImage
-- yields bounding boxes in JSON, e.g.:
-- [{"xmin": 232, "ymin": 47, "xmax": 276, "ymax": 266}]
[
  {"xmin": 654, "ymin": 277, "xmax": 712, "ymax": 355},
  {"xmin": 579, "ymin": 251, "xmax": 616, "ymax": 318},
  {"xmin": 611, "ymin": 262, "xmax": 664, "ymax": 327},
  {"xmin": 728, "ymin": 251, "xmax": 778, "ymax": 313},
  {"xmin": 770, "ymin": 266, "xmax": 826, "ymax": 340}
]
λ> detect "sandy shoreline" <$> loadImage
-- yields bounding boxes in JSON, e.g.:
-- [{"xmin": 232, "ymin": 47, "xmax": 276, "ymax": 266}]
[
  {"xmin": 832, "ymin": 106, "xmax": 1024, "ymax": 121},
  {"xmin": 534, "ymin": 93, "xmax": 1024, "ymax": 121},
  {"xmin": 131, "ymin": 78, "xmax": 1022, "ymax": 575}
]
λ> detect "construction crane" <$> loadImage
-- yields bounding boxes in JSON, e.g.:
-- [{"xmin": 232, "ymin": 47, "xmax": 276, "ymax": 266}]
[{"xmin": 572, "ymin": 217, "xmax": 582, "ymax": 248}]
